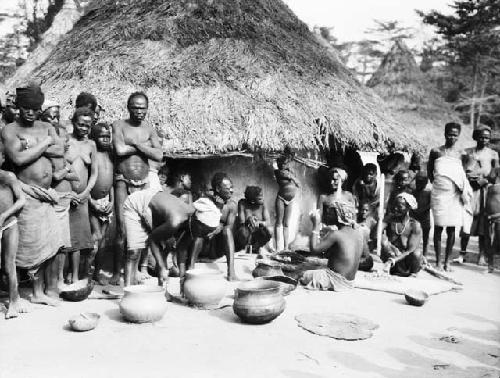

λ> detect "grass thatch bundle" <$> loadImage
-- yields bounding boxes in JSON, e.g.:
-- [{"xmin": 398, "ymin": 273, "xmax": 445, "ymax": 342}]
[
  {"xmin": 367, "ymin": 39, "xmax": 472, "ymax": 149},
  {"xmin": 21, "ymin": 0, "xmax": 422, "ymax": 153}
]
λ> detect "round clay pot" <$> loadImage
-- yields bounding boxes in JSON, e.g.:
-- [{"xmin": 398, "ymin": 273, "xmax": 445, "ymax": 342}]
[
  {"xmin": 119, "ymin": 285, "xmax": 167, "ymax": 323},
  {"xmin": 183, "ymin": 269, "xmax": 226, "ymax": 309},
  {"xmin": 233, "ymin": 280, "xmax": 286, "ymax": 324},
  {"xmin": 252, "ymin": 261, "xmax": 284, "ymax": 278}
]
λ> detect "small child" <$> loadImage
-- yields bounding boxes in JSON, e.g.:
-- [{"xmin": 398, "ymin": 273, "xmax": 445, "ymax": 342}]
[
  {"xmin": 486, "ymin": 167, "xmax": 500, "ymax": 273},
  {"xmin": 413, "ymin": 173, "xmax": 431, "ymax": 256},
  {"xmin": 0, "ymin": 142, "xmax": 27, "ymax": 319},
  {"xmin": 357, "ymin": 202, "xmax": 378, "ymax": 253},
  {"xmin": 274, "ymin": 149, "xmax": 299, "ymax": 250}
]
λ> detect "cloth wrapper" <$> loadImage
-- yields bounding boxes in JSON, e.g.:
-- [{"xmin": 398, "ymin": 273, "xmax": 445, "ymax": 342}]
[
  {"xmin": 54, "ymin": 195, "xmax": 72, "ymax": 250},
  {"xmin": 431, "ymin": 156, "xmax": 472, "ymax": 227},
  {"xmin": 192, "ymin": 198, "xmax": 222, "ymax": 228},
  {"xmin": 300, "ymin": 268, "xmax": 354, "ymax": 291},
  {"xmin": 69, "ymin": 197, "xmax": 94, "ymax": 250},
  {"xmin": 91, "ymin": 194, "xmax": 113, "ymax": 223},
  {"xmin": 16, "ymin": 185, "xmax": 61, "ymax": 270}
]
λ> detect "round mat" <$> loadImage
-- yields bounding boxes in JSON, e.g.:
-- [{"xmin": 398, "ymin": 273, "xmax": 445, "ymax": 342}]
[{"xmin": 295, "ymin": 313, "xmax": 379, "ymax": 341}]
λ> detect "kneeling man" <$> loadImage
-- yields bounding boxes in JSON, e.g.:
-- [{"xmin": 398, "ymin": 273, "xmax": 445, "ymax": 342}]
[
  {"xmin": 301, "ymin": 202, "xmax": 363, "ymax": 291},
  {"xmin": 381, "ymin": 193, "xmax": 423, "ymax": 276}
]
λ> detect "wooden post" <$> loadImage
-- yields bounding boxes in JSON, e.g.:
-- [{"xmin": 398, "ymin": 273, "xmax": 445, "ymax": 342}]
[{"xmin": 376, "ymin": 173, "xmax": 385, "ymax": 256}]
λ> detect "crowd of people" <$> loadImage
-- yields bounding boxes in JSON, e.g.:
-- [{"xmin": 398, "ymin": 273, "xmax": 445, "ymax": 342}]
[{"xmin": 0, "ymin": 84, "xmax": 498, "ymax": 319}]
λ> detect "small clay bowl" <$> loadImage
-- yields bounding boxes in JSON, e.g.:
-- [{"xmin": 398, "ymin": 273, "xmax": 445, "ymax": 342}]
[
  {"xmin": 68, "ymin": 312, "xmax": 100, "ymax": 332},
  {"xmin": 404, "ymin": 290, "xmax": 429, "ymax": 306},
  {"xmin": 60, "ymin": 280, "xmax": 95, "ymax": 302}
]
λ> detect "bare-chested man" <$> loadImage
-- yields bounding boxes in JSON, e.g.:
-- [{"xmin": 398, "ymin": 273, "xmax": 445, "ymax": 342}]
[
  {"xmin": 193, "ymin": 172, "xmax": 237, "ymax": 280},
  {"xmin": 2, "ymin": 85, "xmax": 63, "ymax": 305},
  {"xmin": 89, "ymin": 123, "xmax": 114, "ymax": 284},
  {"xmin": 301, "ymin": 201, "xmax": 363, "ymax": 290},
  {"xmin": 112, "ymin": 92, "xmax": 163, "ymax": 284},
  {"xmin": 0, "ymin": 141, "xmax": 27, "ymax": 318},
  {"xmin": 459, "ymin": 125, "xmax": 499, "ymax": 265},
  {"xmin": 65, "ymin": 107, "xmax": 98, "ymax": 283},
  {"xmin": 428, "ymin": 122, "xmax": 469, "ymax": 271},
  {"xmin": 40, "ymin": 102, "xmax": 80, "ymax": 288},
  {"xmin": 234, "ymin": 185, "xmax": 272, "ymax": 254},
  {"xmin": 381, "ymin": 193, "xmax": 423, "ymax": 276}
]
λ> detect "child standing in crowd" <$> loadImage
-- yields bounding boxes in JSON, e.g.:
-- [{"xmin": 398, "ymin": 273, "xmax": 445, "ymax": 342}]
[
  {"xmin": 89, "ymin": 122, "xmax": 114, "ymax": 284},
  {"xmin": 413, "ymin": 173, "xmax": 432, "ymax": 257},
  {"xmin": 274, "ymin": 148, "xmax": 300, "ymax": 251}
]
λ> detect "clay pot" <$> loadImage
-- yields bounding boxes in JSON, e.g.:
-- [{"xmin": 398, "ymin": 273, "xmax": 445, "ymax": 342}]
[
  {"xmin": 233, "ymin": 280, "xmax": 286, "ymax": 324},
  {"xmin": 404, "ymin": 289, "xmax": 429, "ymax": 307},
  {"xmin": 68, "ymin": 312, "xmax": 100, "ymax": 332},
  {"xmin": 183, "ymin": 269, "xmax": 226, "ymax": 309},
  {"xmin": 252, "ymin": 261, "xmax": 284, "ymax": 278},
  {"xmin": 119, "ymin": 285, "xmax": 167, "ymax": 323},
  {"xmin": 60, "ymin": 280, "xmax": 95, "ymax": 302}
]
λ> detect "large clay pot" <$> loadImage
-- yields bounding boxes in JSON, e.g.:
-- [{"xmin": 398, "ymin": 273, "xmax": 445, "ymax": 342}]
[
  {"xmin": 252, "ymin": 261, "xmax": 284, "ymax": 278},
  {"xmin": 233, "ymin": 280, "xmax": 286, "ymax": 324},
  {"xmin": 183, "ymin": 269, "xmax": 226, "ymax": 309},
  {"xmin": 119, "ymin": 285, "xmax": 167, "ymax": 323}
]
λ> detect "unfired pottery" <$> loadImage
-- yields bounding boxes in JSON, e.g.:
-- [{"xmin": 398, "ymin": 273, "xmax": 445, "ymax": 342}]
[
  {"xmin": 119, "ymin": 285, "xmax": 167, "ymax": 323},
  {"xmin": 183, "ymin": 269, "xmax": 226, "ymax": 309},
  {"xmin": 233, "ymin": 280, "xmax": 285, "ymax": 324},
  {"xmin": 252, "ymin": 261, "xmax": 284, "ymax": 278}
]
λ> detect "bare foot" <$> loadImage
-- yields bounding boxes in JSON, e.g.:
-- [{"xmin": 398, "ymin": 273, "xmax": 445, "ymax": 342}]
[
  {"xmin": 45, "ymin": 289, "xmax": 60, "ymax": 300},
  {"xmin": 488, "ymin": 266, "xmax": 495, "ymax": 273},
  {"xmin": 227, "ymin": 274, "xmax": 240, "ymax": 282},
  {"xmin": 5, "ymin": 298, "xmax": 31, "ymax": 319},
  {"xmin": 108, "ymin": 273, "xmax": 122, "ymax": 286},
  {"xmin": 435, "ymin": 264, "xmax": 444, "ymax": 272},
  {"xmin": 137, "ymin": 270, "xmax": 152, "ymax": 282},
  {"xmin": 443, "ymin": 264, "xmax": 454, "ymax": 273},
  {"xmin": 165, "ymin": 291, "xmax": 173, "ymax": 302},
  {"xmin": 477, "ymin": 257, "xmax": 487, "ymax": 266},
  {"xmin": 30, "ymin": 294, "xmax": 60, "ymax": 306}
]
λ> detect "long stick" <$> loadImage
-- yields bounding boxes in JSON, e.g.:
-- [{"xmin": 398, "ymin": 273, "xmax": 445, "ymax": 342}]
[{"xmin": 376, "ymin": 173, "xmax": 385, "ymax": 256}]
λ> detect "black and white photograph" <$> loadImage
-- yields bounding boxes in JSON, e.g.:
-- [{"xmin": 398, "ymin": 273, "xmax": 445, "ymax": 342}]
[{"xmin": 0, "ymin": 0, "xmax": 499, "ymax": 377}]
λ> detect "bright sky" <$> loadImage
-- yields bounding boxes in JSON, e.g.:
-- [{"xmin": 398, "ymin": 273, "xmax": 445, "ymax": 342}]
[{"xmin": 0, "ymin": 0, "xmax": 453, "ymax": 45}]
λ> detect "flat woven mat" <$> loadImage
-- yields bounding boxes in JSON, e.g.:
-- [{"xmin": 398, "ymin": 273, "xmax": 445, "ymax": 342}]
[{"xmin": 295, "ymin": 313, "xmax": 379, "ymax": 341}]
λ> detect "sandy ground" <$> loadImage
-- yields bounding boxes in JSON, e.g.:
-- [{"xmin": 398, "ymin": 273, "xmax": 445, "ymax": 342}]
[{"xmin": 0, "ymin": 252, "xmax": 499, "ymax": 378}]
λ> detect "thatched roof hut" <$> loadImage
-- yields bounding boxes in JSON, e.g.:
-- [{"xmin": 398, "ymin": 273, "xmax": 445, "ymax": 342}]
[
  {"xmin": 367, "ymin": 39, "xmax": 472, "ymax": 149},
  {"xmin": 13, "ymin": 0, "xmax": 422, "ymax": 154}
]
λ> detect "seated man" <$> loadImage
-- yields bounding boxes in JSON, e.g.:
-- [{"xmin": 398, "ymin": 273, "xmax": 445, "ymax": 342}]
[
  {"xmin": 381, "ymin": 193, "xmax": 423, "ymax": 276},
  {"xmin": 234, "ymin": 186, "xmax": 272, "ymax": 254},
  {"xmin": 300, "ymin": 201, "xmax": 363, "ymax": 291}
]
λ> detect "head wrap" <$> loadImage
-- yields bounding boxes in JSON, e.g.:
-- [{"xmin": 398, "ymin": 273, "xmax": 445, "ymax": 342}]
[
  {"xmin": 396, "ymin": 193, "xmax": 417, "ymax": 210},
  {"xmin": 42, "ymin": 99, "xmax": 60, "ymax": 112},
  {"xmin": 192, "ymin": 198, "xmax": 222, "ymax": 228},
  {"xmin": 472, "ymin": 125, "xmax": 492, "ymax": 141},
  {"xmin": 331, "ymin": 167, "xmax": 348, "ymax": 182},
  {"xmin": 16, "ymin": 85, "xmax": 45, "ymax": 110}
]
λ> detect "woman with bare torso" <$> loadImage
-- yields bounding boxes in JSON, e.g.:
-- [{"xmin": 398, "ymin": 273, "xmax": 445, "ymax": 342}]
[
  {"xmin": 274, "ymin": 151, "xmax": 300, "ymax": 250},
  {"xmin": 65, "ymin": 107, "xmax": 98, "ymax": 284}
]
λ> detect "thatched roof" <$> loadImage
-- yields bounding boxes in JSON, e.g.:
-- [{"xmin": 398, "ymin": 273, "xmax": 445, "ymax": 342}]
[
  {"xmin": 367, "ymin": 39, "xmax": 473, "ymax": 149},
  {"xmin": 16, "ymin": 0, "xmax": 422, "ymax": 154}
]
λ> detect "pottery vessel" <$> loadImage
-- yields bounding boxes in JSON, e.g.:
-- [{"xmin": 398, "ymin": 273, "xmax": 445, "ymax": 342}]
[
  {"xmin": 60, "ymin": 280, "xmax": 95, "ymax": 302},
  {"xmin": 404, "ymin": 289, "xmax": 429, "ymax": 307},
  {"xmin": 68, "ymin": 312, "xmax": 100, "ymax": 332},
  {"xmin": 119, "ymin": 285, "xmax": 167, "ymax": 323},
  {"xmin": 233, "ymin": 280, "xmax": 285, "ymax": 324},
  {"xmin": 183, "ymin": 269, "xmax": 226, "ymax": 309},
  {"xmin": 252, "ymin": 261, "xmax": 284, "ymax": 278}
]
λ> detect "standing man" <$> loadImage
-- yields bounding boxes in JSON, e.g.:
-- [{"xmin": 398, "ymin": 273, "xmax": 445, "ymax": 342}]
[
  {"xmin": 1, "ymin": 85, "xmax": 63, "ymax": 305},
  {"xmin": 458, "ymin": 125, "xmax": 499, "ymax": 265},
  {"xmin": 112, "ymin": 92, "xmax": 163, "ymax": 284},
  {"xmin": 428, "ymin": 122, "xmax": 471, "ymax": 271}
]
